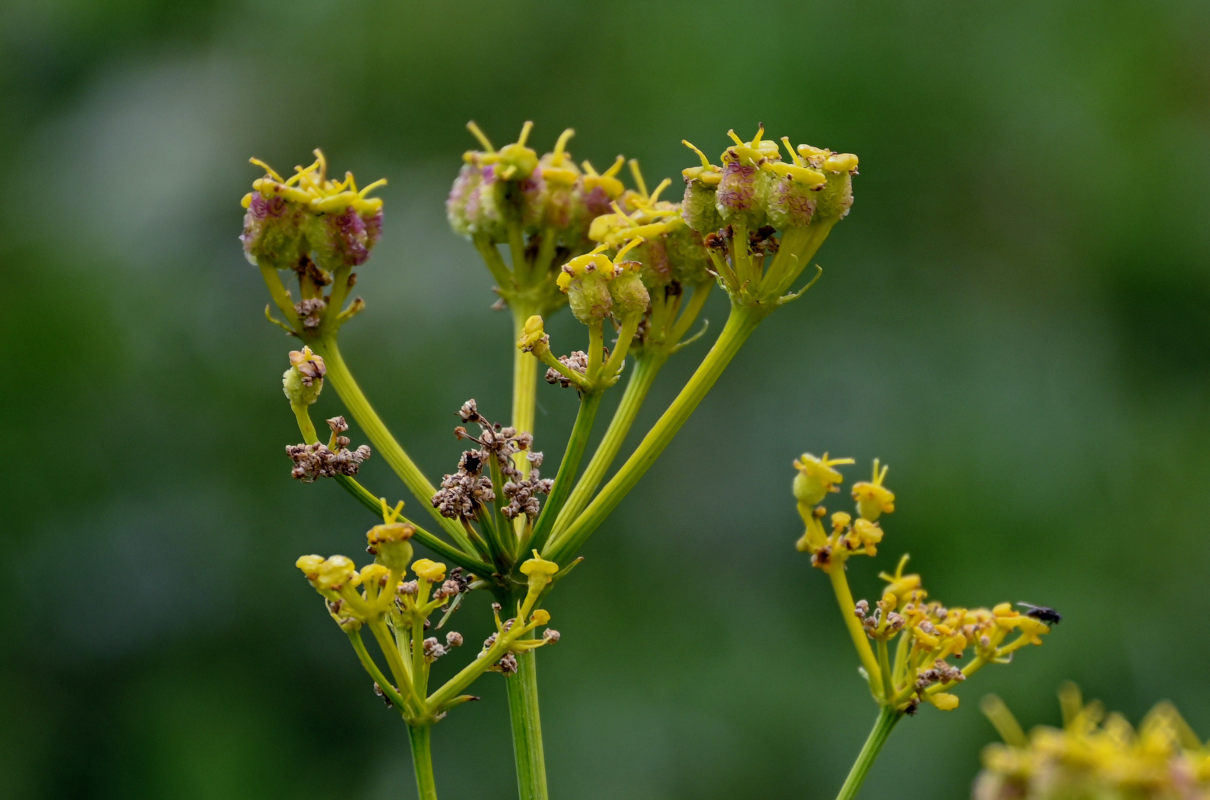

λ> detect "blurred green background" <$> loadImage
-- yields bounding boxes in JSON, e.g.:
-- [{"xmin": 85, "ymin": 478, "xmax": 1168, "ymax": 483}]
[{"xmin": 5, "ymin": 1, "xmax": 1209, "ymax": 797}]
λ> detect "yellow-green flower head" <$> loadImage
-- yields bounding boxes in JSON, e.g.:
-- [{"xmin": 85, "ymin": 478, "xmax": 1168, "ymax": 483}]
[
  {"xmin": 365, "ymin": 516, "xmax": 416, "ymax": 572},
  {"xmin": 517, "ymin": 314, "xmax": 550, "ymax": 354},
  {"xmin": 556, "ymin": 239, "xmax": 644, "ymax": 325},
  {"xmin": 680, "ymin": 140, "xmax": 724, "ymax": 234},
  {"xmin": 411, "ymin": 558, "xmax": 447, "ymax": 584},
  {"xmin": 359, "ymin": 563, "xmax": 389, "ymax": 587},
  {"xmin": 520, "ymin": 551, "xmax": 559, "ymax": 585},
  {"xmin": 852, "ymin": 459, "xmax": 894, "ymax": 522},
  {"xmin": 296, "ymin": 554, "xmax": 325, "ymax": 582},
  {"xmin": 530, "ymin": 608, "xmax": 551, "ymax": 626},
  {"xmin": 314, "ymin": 555, "xmax": 359, "ymax": 592},
  {"xmin": 282, "ymin": 346, "xmax": 326, "ymax": 407},
  {"xmin": 792, "ymin": 452, "xmax": 855, "ymax": 507},
  {"xmin": 794, "ymin": 143, "xmax": 858, "ymax": 223},
  {"xmin": 241, "ymin": 150, "xmax": 385, "ymax": 271}
]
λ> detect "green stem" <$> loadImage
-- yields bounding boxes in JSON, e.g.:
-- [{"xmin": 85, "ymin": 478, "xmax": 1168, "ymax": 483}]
[
  {"xmin": 526, "ymin": 391, "xmax": 603, "ymax": 553},
  {"xmin": 512, "ymin": 306, "xmax": 540, "ymax": 478},
  {"xmin": 407, "ymin": 724, "xmax": 439, "ymax": 800},
  {"xmin": 551, "ymin": 352, "xmax": 666, "ymax": 536},
  {"xmin": 347, "ymin": 630, "xmax": 409, "ymax": 711},
  {"xmin": 543, "ymin": 306, "xmax": 763, "ymax": 563},
  {"xmin": 505, "ymin": 652, "xmax": 549, "ymax": 800},
  {"xmin": 332, "ymin": 474, "xmax": 491, "ymax": 575},
  {"xmin": 312, "ymin": 337, "xmax": 469, "ymax": 546},
  {"xmin": 828, "ymin": 565, "xmax": 883, "ymax": 691},
  {"xmin": 835, "ymin": 706, "xmax": 902, "ymax": 800}
]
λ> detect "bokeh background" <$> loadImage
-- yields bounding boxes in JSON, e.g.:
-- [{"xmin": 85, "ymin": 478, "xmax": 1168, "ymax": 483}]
[{"xmin": 5, "ymin": 1, "xmax": 1209, "ymax": 798}]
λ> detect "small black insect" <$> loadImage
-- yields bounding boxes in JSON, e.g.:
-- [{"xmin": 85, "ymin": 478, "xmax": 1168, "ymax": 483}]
[{"xmin": 1017, "ymin": 602, "xmax": 1061, "ymax": 626}]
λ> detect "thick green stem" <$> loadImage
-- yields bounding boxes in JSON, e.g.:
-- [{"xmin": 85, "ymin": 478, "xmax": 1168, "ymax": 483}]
[
  {"xmin": 505, "ymin": 652, "xmax": 549, "ymax": 800},
  {"xmin": 543, "ymin": 306, "xmax": 763, "ymax": 563},
  {"xmin": 312, "ymin": 337, "xmax": 470, "ymax": 547},
  {"xmin": 835, "ymin": 706, "xmax": 902, "ymax": 800},
  {"xmin": 527, "ymin": 391, "xmax": 603, "ymax": 553},
  {"xmin": 407, "ymin": 724, "xmax": 439, "ymax": 800},
  {"xmin": 551, "ymin": 352, "xmax": 666, "ymax": 536}
]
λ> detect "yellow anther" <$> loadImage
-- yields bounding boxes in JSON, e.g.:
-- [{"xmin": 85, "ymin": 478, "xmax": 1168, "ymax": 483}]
[{"xmin": 824, "ymin": 152, "xmax": 859, "ymax": 172}]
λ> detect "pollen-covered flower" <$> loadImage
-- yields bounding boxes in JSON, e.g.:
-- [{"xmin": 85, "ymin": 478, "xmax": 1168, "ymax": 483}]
[
  {"xmin": 975, "ymin": 686, "xmax": 1210, "ymax": 800},
  {"xmin": 241, "ymin": 150, "xmax": 385, "ymax": 272},
  {"xmin": 281, "ymin": 346, "xmax": 326, "ymax": 406}
]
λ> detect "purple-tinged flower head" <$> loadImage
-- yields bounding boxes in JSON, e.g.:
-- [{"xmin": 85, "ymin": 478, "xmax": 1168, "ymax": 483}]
[
  {"xmin": 241, "ymin": 150, "xmax": 386, "ymax": 272},
  {"xmin": 448, "ymin": 121, "xmax": 547, "ymax": 241},
  {"xmin": 763, "ymin": 136, "xmax": 827, "ymax": 230},
  {"xmin": 715, "ymin": 126, "xmax": 781, "ymax": 228}
]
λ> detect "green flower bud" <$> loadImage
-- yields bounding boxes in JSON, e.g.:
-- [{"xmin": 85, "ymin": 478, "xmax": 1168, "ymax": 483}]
[
  {"xmin": 566, "ymin": 271, "xmax": 613, "ymax": 324},
  {"xmin": 609, "ymin": 263, "xmax": 650, "ymax": 318},
  {"xmin": 282, "ymin": 347, "xmax": 326, "ymax": 406}
]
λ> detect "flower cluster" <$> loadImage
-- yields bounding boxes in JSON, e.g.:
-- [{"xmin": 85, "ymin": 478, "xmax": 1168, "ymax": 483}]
[
  {"xmin": 447, "ymin": 122, "xmax": 622, "ymax": 253},
  {"xmin": 242, "ymin": 149, "xmax": 384, "ymax": 273},
  {"xmin": 285, "ymin": 416, "xmax": 372, "ymax": 482},
  {"xmin": 679, "ymin": 127, "xmax": 859, "ymax": 307},
  {"xmin": 296, "ymin": 503, "xmax": 560, "ymax": 725},
  {"xmin": 794, "ymin": 454, "xmax": 1054, "ymax": 713},
  {"xmin": 975, "ymin": 686, "xmax": 1210, "ymax": 799},
  {"xmin": 431, "ymin": 399, "xmax": 552, "ymax": 522}
]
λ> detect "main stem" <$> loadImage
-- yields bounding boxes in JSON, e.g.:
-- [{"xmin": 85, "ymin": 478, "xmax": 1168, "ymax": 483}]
[
  {"xmin": 407, "ymin": 724, "xmax": 440, "ymax": 800},
  {"xmin": 507, "ymin": 304, "xmax": 549, "ymax": 800},
  {"xmin": 543, "ymin": 306, "xmax": 763, "ymax": 563},
  {"xmin": 835, "ymin": 706, "xmax": 902, "ymax": 800},
  {"xmin": 505, "ymin": 652, "xmax": 548, "ymax": 800}
]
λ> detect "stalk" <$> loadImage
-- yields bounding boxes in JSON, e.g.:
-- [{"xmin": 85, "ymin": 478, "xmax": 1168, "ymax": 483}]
[
  {"xmin": 407, "ymin": 724, "xmax": 440, "ymax": 800},
  {"xmin": 527, "ymin": 391, "xmax": 603, "ymax": 553},
  {"xmin": 834, "ymin": 706, "xmax": 902, "ymax": 800},
  {"xmin": 550, "ymin": 352, "xmax": 665, "ymax": 536},
  {"xmin": 505, "ymin": 653, "xmax": 549, "ymax": 800},
  {"xmin": 543, "ymin": 306, "xmax": 763, "ymax": 563},
  {"xmin": 312, "ymin": 337, "xmax": 471, "ymax": 548}
]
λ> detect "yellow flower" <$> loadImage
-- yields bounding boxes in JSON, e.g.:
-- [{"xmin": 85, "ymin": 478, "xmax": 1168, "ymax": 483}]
[
  {"xmin": 851, "ymin": 459, "xmax": 894, "ymax": 522},
  {"xmin": 792, "ymin": 452, "xmax": 855, "ymax": 507},
  {"xmin": 411, "ymin": 558, "xmax": 447, "ymax": 584}
]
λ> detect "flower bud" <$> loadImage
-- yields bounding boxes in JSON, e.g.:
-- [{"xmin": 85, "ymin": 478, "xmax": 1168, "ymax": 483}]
[
  {"xmin": 517, "ymin": 315, "xmax": 550, "ymax": 355},
  {"xmin": 366, "ymin": 521, "xmax": 415, "ymax": 571},
  {"xmin": 520, "ymin": 552, "xmax": 559, "ymax": 591},
  {"xmin": 282, "ymin": 347, "xmax": 326, "ymax": 406},
  {"xmin": 411, "ymin": 558, "xmax": 447, "ymax": 584},
  {"xmin": 308, "ymin": 205, "xmax": 383, "ymax": 271},
  {"xmin": 315, "ymin": 555, "xmax": 358, "ymax": 591},
  {"xmin": 608, "ymin": 262, "xmax": 650, "ymax": 318},
  {"xmin": 557, "ymin": 251, "xmax": 614, "ymax": 325},
  {"xmin": 792, "ymin": 452, "xmax": 853, "ymax": 506}
]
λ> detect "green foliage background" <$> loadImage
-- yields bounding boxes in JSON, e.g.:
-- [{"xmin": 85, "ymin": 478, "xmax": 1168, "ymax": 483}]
[{"xmin": 4, "ymin": 2, "xmax": 1209, "ymax": 798}]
